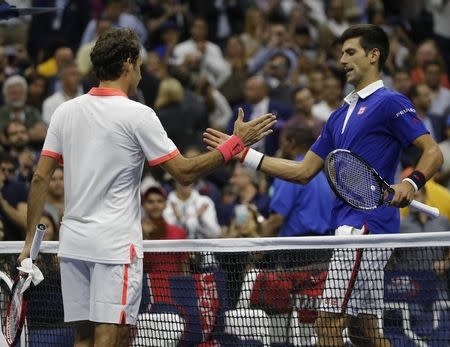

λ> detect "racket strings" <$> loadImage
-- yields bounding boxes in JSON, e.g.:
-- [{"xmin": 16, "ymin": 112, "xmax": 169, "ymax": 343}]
[{"xmin": 329, "ymin": 153, "xmax": 382, "ymax": 209}]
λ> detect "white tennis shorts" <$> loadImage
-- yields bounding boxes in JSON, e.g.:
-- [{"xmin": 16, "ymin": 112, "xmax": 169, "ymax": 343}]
[
  {"xmin": 60, "ymin": 257, "xmax": 143, "ymax": 325},
  {"xmin": 319, "ymin": 225, "xmax": 392, "ymax": 317}
]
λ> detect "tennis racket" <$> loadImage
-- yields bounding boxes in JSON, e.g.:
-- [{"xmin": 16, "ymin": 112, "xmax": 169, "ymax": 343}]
[
  {"xmin": 5, "ymin": 224, "xmax": 47, "ymax": 347},
  {"xmin": 325, "ymin": 149, "xmax": 440, "ymax": 218}
]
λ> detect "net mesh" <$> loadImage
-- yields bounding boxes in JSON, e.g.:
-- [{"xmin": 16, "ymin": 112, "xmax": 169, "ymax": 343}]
[
  {"xmin": 0, "ymin": 233, "xmax": 449, "ymax": 347},
  {"xmin": 326, "ymin": 151, "xmax": 383, "ymax": 209}
]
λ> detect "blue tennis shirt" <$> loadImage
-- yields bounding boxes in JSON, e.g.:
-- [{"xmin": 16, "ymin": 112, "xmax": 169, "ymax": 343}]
[
  {"xmin": 311, "ymin": 80, "xmax": 428, "ymax": 234},
  {"xmin": 270, "ymin": 155, "xmax": 334, "ymax": 237}
]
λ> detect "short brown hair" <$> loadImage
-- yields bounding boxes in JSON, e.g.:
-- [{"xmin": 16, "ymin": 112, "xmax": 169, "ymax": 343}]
[{"xmin": 90, "ymin": 28, "xmax": 140, "ymax": 81}]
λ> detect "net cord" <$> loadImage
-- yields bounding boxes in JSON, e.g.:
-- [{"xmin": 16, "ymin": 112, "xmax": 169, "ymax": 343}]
[{"xmin": 0, "ymin": 232, "xmax": 449, "ymax": 253}]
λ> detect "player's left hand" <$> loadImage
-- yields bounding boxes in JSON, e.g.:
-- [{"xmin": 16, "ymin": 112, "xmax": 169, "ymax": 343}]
[{"xmin": 389, "ymin": 181, "xmax": 415, "ymax": 208}]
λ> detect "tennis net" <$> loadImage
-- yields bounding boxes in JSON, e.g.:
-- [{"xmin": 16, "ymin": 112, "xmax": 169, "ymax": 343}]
[{"xmin": 0, "ymin": 231, "xmax": 450, "ymax": 346}]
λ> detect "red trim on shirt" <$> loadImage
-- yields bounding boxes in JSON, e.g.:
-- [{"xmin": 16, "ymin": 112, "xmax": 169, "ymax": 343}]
[
  {"xmin": 41, "ymin": 150, "xmax": 63, "ymax": 165},
  {"xmin": 148, "ymin": 149, "xmax": 180, "ymax": 166},
  {"xmin": 88, "ymin": 87, "xmax": 128, "ymax": 97}
]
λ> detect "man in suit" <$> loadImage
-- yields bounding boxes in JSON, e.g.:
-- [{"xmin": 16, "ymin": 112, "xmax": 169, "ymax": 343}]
[{"xmin": 227, "ymin": 75, "xmax": 292, "ymax": 156}]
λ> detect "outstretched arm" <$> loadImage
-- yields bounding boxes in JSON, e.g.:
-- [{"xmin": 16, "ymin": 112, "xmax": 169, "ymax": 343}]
[
  {"xmin": 161, "ymin": 109, "xmax": 276, "ymax": 186},
  {"xmin": 203, "ymin": 128, "xmax": 324, "ymax": 184}
]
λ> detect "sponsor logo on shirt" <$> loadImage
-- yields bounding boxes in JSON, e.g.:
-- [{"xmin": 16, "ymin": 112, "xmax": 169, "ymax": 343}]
[
  {"xmin": 395, "ymin": 107, "xmax": 416, "ymax": 118},
  {"xmin": 357, "ymin": 106, "xmax": 366, "ymax": 115}
]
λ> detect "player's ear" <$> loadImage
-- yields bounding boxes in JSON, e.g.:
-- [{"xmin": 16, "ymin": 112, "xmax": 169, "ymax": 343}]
[{"xmin": 369, "ymin": 48, "xmax": 380, "ymax": 65}]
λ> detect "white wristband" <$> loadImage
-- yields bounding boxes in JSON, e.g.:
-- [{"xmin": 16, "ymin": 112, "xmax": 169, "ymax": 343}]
[
  {"xmin": 242, "ymin": 148, "xmax": 264, "ymax": 170},
  {"xmin": 402, "ymin": 178, "xmax": 418, "ymax": 192}
]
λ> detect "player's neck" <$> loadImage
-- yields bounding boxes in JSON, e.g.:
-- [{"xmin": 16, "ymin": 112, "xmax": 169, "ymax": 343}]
[
  {"xmin": 354, "ymin": 71, "xmax": 380, "ymax": 92},
  {"xmin": 98, "ymin": 80, "xmax": 129, "ymax": 95}
]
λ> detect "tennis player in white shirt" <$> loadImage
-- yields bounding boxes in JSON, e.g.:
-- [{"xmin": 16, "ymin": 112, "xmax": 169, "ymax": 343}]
[{"xmin": 18, "ymin": 28, "xmax": 276, "ymax": 347}]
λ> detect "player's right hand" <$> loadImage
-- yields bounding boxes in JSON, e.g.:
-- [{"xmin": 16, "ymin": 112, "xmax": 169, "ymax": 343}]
[{"xmin": 232, "ymin": 108, "xmax": 276, "ymax": 147}]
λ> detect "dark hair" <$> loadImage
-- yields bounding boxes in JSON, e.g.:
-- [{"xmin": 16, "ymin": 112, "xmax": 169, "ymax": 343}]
[
  {"xmin": 340, "ymin": 24, "xmax": 389, "ymax": 71},
  {"xmin": 90, "ymin": 28, "xmax": 140, "ymax": 81},
  {"xmin": 3, "ymin": 119, "xmax": 26, "ymax": 138},
  {"xmin": 143, "ymin": 186, "xmax": 167, "ymax": 200},
  {"xmin": 283, "ymin": 126, "xmax": 316, "ymax": 149}
]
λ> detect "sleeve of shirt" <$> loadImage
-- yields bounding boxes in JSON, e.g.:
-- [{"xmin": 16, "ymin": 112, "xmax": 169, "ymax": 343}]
[
  {"xmin": 310, "ymin": 114, "xmax": 335, "ymax": 159},
  {"xmin": 269, "ymin": 179, "xmax": 300, "ymax": 217},
  {"xmin": 386, "ymin": 94, "xmax": 429, "ymax": 148},
  {"xmin": 41, "ymin": 112, "xmax": 63, "ymax": 163},
  {"xmin": 134, "ymin": 109, "xmax": 180, "ymax": 166}
]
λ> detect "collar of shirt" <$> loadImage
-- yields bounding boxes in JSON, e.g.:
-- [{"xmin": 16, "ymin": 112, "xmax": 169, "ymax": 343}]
[{"xmin": 343, "ymin": 80, "xmax": 384, "ymax": 105}]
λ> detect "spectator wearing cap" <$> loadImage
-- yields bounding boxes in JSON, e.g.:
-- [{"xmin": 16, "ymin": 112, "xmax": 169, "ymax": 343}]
[
  {"xmin": 0, "ymin": 75, "xmax": 46, "ymax": 145},
  {"xmin": 171, "ymin": 17, "xmax": 231, "ymax": 88}
]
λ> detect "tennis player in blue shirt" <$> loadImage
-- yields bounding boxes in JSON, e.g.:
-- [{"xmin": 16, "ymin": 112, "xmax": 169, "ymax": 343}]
[{"xmin": 204, "ymin": 24, "xmax": 443, "ymax": 347}]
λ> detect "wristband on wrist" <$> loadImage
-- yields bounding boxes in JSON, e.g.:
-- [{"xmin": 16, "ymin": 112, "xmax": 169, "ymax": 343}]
[
  {"xmin": 217, "ymin": 135, "xmax": 244, "ymax": 162},
  {"xmin": 402, "ymin": 170, "xmax": 426, "ymax": 192},
  {"xmin": 241, "ymin": 147, "xmax": 264, "ymax": 170}
]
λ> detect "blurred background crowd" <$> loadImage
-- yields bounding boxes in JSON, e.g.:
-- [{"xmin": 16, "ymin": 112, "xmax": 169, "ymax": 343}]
[{"xmin": 0, "ymin": 0, "xmax": 449, "ymax": 247}]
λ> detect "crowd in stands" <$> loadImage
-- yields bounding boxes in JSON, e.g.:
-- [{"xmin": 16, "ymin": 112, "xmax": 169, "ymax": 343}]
[{"xmin": 0, "ymin": 0, "xmax": 448, "ymax": 257}]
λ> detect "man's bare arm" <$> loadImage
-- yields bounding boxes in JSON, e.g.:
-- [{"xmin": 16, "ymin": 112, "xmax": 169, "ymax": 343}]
[
  {"xmin": 261, "ymin": 213, "xmax": 284, "ymax": 237},
  {"xmin": 18, "ymin": 156, "xmax": 58, "ymax": 262},
  {"xmin": 390, "ymin": 134, "xmax": 443, "ymax": 207},
  {"xmin": 258, "ymin": 150, "xmax": 325, "ymax": 184}
]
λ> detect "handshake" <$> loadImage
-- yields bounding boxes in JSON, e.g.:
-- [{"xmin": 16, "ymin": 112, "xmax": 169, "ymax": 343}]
[{"xmin": 204, "ymin": 108, "xmax": 276, "ymax": 166}]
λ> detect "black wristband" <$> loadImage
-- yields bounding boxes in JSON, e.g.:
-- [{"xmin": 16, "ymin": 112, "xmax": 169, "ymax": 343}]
[
  {"xmin": 407, "ymin": 170, "xmax": 426, "ymax": 191},
  {"xmin": 256, "ymin": 155, "xmax": 265, "ymax": 171}
]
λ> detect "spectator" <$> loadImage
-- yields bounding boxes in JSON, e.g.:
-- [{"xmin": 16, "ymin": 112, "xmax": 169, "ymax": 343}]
[
  {"xmin": 435, "ymin": 117, "xmax": 450, "ymax": 189},
  {"xmin": 171, "ymin": 17, "xmax": 231, "ymax": 88},
  {"xmin": 263, "ymin": 52, "xmax": 294, "ymax": 107},
  {"xmin": 227, "ymin": 75, "xmax": 291, "ymax": 156},
  {"xmin": 2, "ymin": 120, "xmax": 35, "ymax": 162},
  {"xmin": 0, "ymin": 153, "xmax": 28, "ymax": 240},
  {"xmin": 0, "ymin": 75, "xmax": 46, "ymax": 145},
  {"xmin": 26, "ymin": 73, "xmax": 49, "ymax": 112},
  {"xmin": 163, "ymin": 180, "xmax": 221, "ymax": 240},
  {"xmin": 262, "ymin": 126, "xmax": 334, "ymax": 238},
  {"xmin": 318, "ymin": 0, "xmax": 350, "ymax": 51},
  {"xmin": 16, "ymin": 147, "xmax": 35, "ymax": 185},
  {"xmin": 408, "ymin": 83, "xmax": 446, "ymax": 142},
  {"xmin": 154, "ymin": 77, "xmax": 203, "ymax": 151},
  {"xmin": 239, "ymin": 7, "xmax": 265, "ymax": 59},
  {"xmin": 44, "ymin": 166, "xmax": 64, "ymax": 230},
  {"xmin": 195, "ymin": 76, "xmax": 232, "ymax": 131},
  {"xmin": 40, "ymin": 212, "xmax": 59, "ymax": 241},
  {"xmin": 140, "ymin": 185, "xmax": 189, "ymax": 310},
  {"xmin": 312, "ymin": 74, "xmax": 343, "ymax": 122},
  {"xmin": 220, "ymin": 35, "xmax": 248, "ymax": 108},
  {"xmin": 153, "ymin": 21, "xmax": 182, "ymax": 64},
  {"xmin": 248, "ymin": 20, "xmax": 297, "ymax": 77},
  {"xmin": 75, "ymin": 16, "xmax": 113, "ymax": 77},
  {"xmin": 221, "ymin": 162, "xmax": 270, "ymax": 226},
  {"xmin": 410, "ymin": 39, "xmax": 450, "ymax": 88},
  {"xmin": 427, "ymin": 0, "xmax": 450, "ymax": 76},
  {"xmin": 285, "ymin": 86, "xmax": 324, "ymax": 139},
  {"xmin": 0, "ymin": 153, "xmax": 16, "ymax": 182},
  {"xmin": 36, "ymin": 45, "xmax": 73, "ymax": 80},
  {"xmin": 423, "ymin": 60, "xmax": 450, "ymax": 118},
  {"xmin": 42, "ymin": 62, "xmax": 83, "ymax": 125},
  {"xmin": 80, "ymin": 0, "xmax": 147, "ymax": 46},
  {"xmin": 393, "ymin": 68, "xmax": 412, "ymax": 96}
]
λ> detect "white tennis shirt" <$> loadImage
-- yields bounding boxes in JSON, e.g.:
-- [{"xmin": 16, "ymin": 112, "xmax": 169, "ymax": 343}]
[{"xmin": 42, "ymin": 87, "xmax": 179, "ymax": 264}]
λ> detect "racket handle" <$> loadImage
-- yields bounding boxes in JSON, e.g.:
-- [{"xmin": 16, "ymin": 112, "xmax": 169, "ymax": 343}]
[
  {"xmin": 30, "ymin": 224, "xmax": 47, "ymax": 260},
  {"xmin": 409, "ymin": 200, "xmax": 440, "ymax": 218}
]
